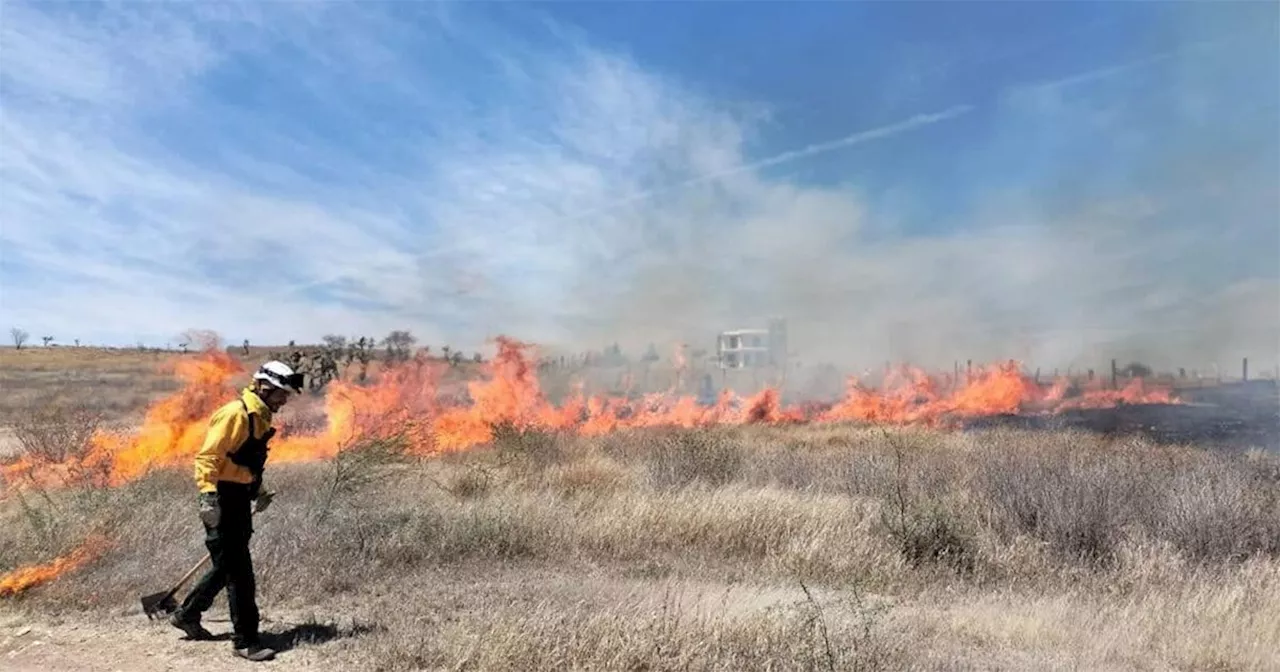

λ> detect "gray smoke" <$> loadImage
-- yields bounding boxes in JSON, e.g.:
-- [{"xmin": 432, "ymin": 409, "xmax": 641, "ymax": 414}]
[{"xmin": 444, "ymin": 8, "xmax": 1280, "ymax": 377}]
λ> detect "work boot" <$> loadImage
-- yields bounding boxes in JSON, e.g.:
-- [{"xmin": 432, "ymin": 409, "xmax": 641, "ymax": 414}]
[
  {"xmin": 233, "ymin": 643, "xmax": 277, "ymax": 662},
  {"xmin": 169, "ymin": 612, "xmax": 214, "ymax": 641}
]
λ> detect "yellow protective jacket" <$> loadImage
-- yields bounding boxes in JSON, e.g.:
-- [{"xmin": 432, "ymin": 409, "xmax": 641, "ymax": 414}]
[{"xmin": 194, "ymin": 388, "xmax": 274, "ymax": 494}]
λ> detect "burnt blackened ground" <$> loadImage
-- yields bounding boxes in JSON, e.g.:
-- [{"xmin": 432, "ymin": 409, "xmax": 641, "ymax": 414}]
[{"xmin": 967, "ymin": 380, "xmax": 1280, "ymax": 451}]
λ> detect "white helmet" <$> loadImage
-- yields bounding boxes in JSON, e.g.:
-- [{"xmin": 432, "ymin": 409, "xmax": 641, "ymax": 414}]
[{"xmin": 253, "ymin": 360, "xmax": 304, "ymax": 393}]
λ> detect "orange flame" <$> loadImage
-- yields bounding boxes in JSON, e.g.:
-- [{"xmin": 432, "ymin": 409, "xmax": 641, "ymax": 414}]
[
  {"xmin": 819, "ymin": 360, "xmax": 1176, "ymax": 427},
  {"xmin": 0, "ymin": 536, "xmax": 108, "ymax": 597},
  {"xmin": 0, "ymin": 338, "xmax": 1180, "ymax": 492}
]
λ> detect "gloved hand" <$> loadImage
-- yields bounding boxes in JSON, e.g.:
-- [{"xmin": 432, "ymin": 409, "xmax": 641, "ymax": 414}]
[
  {"xmin": 198, "ymin": 492, "xmax": 221, "ymax": 528},
  {"xmin": 253, "ymin": 490, "xmax": 274, "ymax": 514}
]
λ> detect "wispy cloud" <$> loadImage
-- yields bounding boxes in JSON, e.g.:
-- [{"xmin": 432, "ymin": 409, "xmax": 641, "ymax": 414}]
[{"xmin": 1, "ymin": 2, "xmax": 1275, "ymax": 373}]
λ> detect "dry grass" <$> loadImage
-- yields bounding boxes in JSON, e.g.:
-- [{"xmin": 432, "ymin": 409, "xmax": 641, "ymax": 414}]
[
  {"xmin": 0, "ymin": 348, "xmax": 187, "ymax": 426},
  {"xmin": 2, "ymin": 419, "xmax": 1278, "ymax": 670}
]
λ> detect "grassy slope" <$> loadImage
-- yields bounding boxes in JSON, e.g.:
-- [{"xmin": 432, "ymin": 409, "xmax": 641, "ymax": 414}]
[{"xmin": 2, "ymin": 423, "xmax": 1278, "ymax": 671}]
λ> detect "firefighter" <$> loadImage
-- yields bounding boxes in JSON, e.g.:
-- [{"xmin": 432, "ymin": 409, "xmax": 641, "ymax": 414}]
[{"xmin": 168, "ymin": 360, "xmax": 302, "ymax": 662}]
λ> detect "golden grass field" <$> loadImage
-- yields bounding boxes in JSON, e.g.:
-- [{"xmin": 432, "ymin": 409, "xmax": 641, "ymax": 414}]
[
  {"xmin": 0, "ymin": 348, "xmax": 177, "ymax": 416},
  {"xmin": 1, "ymin": 347, "xmax": 1278, "ymax": 671}
]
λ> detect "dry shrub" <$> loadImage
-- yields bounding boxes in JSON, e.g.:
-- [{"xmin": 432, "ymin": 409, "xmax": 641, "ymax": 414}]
[
  {"xmin": 974, "ymin": 434, "xmax": 1280, "ymax": 567},
  {"xmin": 641, "ymin": 428, "xmax": 744, "ymax": 490},
  {"xmin": 1152, "ymin": 452, "xmax": 1280, "ymax": 562},
  {"xmin": 9, "ymin": 399, "xmax": 106, "ymax": 471},
  {"xmin": 541, "ymin": 453, "xmax": 632, "ymax": 498},
  {"xmin": 813, "ymin": 429, "xmax": 981, "ymax": 577},
  {"xmin": 489, "ymin": 422, "xmax": 565, "ymax": 470},
  {"xmin": 884, "ymin": 503, "xmax": 977, "ymax": 577},
  {"xmin": 312, "ymin": 431, "xmax": 416, "ymax": 523},
  {"xmin": 977, "ymin": 442, "xmax": 1146, "ymax": 566},
  {"xmin": 441, "ymin": 463, "xmax": 495, "ymax": 500}
]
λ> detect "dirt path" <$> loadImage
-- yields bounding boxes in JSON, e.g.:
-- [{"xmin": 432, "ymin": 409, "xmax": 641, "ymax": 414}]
[
  {"xmin": 0, "ymin": 608, "xmax": 355, "ymax": 671},
  {"xmin": 0, "ymin": 574, "xmax": 811, "ymax": 671}
]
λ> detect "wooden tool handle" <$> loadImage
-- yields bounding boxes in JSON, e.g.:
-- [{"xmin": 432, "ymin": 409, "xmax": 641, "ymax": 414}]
[{"xmin": 171, "ymin": 554, "xmax": 212, "ymax": 593}]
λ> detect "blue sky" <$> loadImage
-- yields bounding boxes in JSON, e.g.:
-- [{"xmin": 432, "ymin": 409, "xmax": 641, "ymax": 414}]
[{"xmin": 1, "ymin": 1, "xmax": 1277, "ymax": 371}]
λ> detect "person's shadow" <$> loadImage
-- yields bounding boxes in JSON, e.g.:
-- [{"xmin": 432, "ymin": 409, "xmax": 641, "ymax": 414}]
[
  {"xmin": 261, "ymin": 621, "xmax": 373, "ymax": 653},
  {"xmin": 197, "ymin": 619, "xmax": 377, "ymax": 653}
]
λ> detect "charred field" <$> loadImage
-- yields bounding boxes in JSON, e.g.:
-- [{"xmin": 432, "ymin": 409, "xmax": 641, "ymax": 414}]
[
  {"xmin": 1, "ymin": 345, "xmax": 1279, "ymax": 671},
  {"xmin": 964, "ymin": 380, "xmax": 1280, "ymax": 452}
]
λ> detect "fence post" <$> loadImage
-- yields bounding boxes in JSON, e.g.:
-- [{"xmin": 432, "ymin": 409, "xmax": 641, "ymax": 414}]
[{"xmin": 1111, "ymin": 359, "xmax": 1118, "ymax": 389}]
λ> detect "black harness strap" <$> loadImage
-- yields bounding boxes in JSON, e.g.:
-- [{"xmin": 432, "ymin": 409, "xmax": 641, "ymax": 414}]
[{"xmin": 227, "ymin": 398, "xmax": 275, "ymax": 498}]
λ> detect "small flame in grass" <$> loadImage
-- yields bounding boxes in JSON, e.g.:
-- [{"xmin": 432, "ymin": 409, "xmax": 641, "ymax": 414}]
[
  {"xmin": 0, "ymin": 337, "xmax": 1181, "ymax": 493},
  {"xmin": 0, "ymin": 536, "xmax": 108, "ymax": 598}
]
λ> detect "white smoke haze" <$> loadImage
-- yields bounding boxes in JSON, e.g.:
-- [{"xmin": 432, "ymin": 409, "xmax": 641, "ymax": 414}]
[{"xmin": 1, "ymin": 2, "xmax": 1276, "ymax": 377}]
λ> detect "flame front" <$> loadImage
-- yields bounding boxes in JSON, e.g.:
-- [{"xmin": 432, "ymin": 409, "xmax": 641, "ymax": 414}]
[
  {"xmin": 0, "ymin": 536, "xmax": 108, "ymax": 597},
  {"xmin": 1, "ymin": 337, "xmax": 1180, "ymax": 492}
]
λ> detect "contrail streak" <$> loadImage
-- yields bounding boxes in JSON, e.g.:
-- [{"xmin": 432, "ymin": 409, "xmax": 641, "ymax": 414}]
[
  {"xmin": 582, "ymin": 104, "xmax": 975, "ymax": 215},
  {"xmin": 1011, "ymin": 30, "xmax": 1256, "ymax": 95},
  {"xmin": 684, "ymin": 105, "xmax": 974, "ymax": 184}
]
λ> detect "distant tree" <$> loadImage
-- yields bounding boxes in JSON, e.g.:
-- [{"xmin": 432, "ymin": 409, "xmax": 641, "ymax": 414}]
[
  {"xmin": 601, "ymin": 343, "xmax": 628, "ymax": 366},
  {"xmin": 11, "ymin": 328, "xmax": 29, "ymax": 350},
  {"xmin": 41, "ymin": 336, "xmax": 54, "ymax": 347},
  {"xmin": 473, "ymin": 352, "xmax": 482, "ymax": 363},
  {"xmin": 641, "ymin": 343, "xmax": 660, "ymax": 364},
  {"xmin": 177, "ymin": 329, "xmax": 219, "ymax": 353},
  {"xmin": 1121, "ymin": 362, "xmax": 1153, "ymax": 378},
  {"xmin": 322, "ymin": 334, "xmax": 347, "ymax": 350},
  {"xmin": 74, "ymin": 339, "xmax": 81, "ymax": 348},
  {"xmin": 383, "ymin": 330, "xmax": 416, "ymax": 363},
  {"xmin": 384, "ymin": 330, "xmax": 415, "ymax": 350}
]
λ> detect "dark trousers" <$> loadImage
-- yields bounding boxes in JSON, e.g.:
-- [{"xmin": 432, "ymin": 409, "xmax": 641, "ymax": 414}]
[{"xmin": 177, "ymin": 482, "xmax": 259, "ymax": 648}]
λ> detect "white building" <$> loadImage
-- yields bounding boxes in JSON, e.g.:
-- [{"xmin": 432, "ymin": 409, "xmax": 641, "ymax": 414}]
[{"xmin": 716, "ymin": 319, "xmax": 788, "ymax": 369}]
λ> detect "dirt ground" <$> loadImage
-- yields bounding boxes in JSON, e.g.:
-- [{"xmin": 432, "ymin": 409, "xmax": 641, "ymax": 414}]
[
  {"xmin": 0, "ymin": 572, "xmax": 816, "ymax": 672},
  {"xmin": 0, "ymin": 608, "xmax": 348, "ymax": 671}
]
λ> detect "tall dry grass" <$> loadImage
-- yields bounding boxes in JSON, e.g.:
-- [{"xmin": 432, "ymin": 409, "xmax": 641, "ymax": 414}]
[{"xmin": 2, "ymin": 422, "xmax": 1278, "ymax": 670}]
